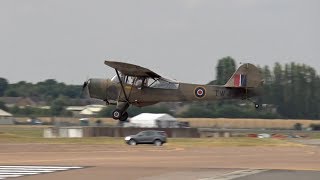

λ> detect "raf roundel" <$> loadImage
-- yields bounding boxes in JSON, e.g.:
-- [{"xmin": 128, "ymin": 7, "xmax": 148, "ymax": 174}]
[{"xmin": 195, "ymin": 87, "xmax": 206, "ymax": 98}]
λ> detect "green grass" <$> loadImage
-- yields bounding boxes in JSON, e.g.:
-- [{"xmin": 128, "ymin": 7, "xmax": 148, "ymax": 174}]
[
  {"xmin": 310, "ymin": 133, "xmax": 320, "ymax": 139},
  {"xmin": 0, "ymin": 135, "xmax": 125, "ymax": 144},
  {"xmin": 168, "ymin": 137, "xmax": 302, "ymax": 147},
  {"xmin": 0, "ymin": 126, "xmax": 124, "ymax": 144},
  {"xmin": 0, "ymin": 125, "xmax": 303, "ymax": 147},
  {"xmin": 0, "ymin": 125, "xmax": 44, "ymax": 138}
]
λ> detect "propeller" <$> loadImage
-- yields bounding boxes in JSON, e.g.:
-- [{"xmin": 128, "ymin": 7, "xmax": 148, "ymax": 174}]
[
  {"xmin": 82, "ymin": 80, "xmax": 89, "ymax": 90},
  {"xmin": 80, "ymin": 79, "xmax": 90, "ymax": 98}
]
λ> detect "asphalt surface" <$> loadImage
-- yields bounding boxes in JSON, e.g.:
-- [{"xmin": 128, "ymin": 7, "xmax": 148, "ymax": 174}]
[
  {"xmin": 0, "ymin": 143, "xmax": 319, "ymax": 180},
  {"xmin": 236, "ymin": 170, "xmax": 320, "ymax": 180},
  {"xmin": 291, "ymin": 139, "xmax": 320, "ymax": 146}
]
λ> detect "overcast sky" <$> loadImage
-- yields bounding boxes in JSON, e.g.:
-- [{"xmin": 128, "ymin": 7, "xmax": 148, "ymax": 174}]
[{"xmin": 0, "ymin": 0, "xmax": 319, "ymax": 85}]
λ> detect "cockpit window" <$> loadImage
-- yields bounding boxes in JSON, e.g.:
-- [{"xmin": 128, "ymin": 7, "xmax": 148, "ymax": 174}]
[
  {"xmin": 149, "ymin": 78, "xmax": 179, "ymax": 89},
  {"xmin": 111, "ymin": 74, "xmax": 128, "ymax": 84},
  {"xmin": 111, "ymin": 75, "xmax": 120, "ymax": 83},
  {"xmin": 111, "ymin": 74, "xmax": 179, "ymax": 89}
]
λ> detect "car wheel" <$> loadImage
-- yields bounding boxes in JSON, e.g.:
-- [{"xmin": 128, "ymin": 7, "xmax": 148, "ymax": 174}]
[
  {"xmin": 129, "ymin": 139, "xmax": 137, "ymax": 146},
  {"xmin": 154, "ymin": 140, "xmax": 162, "ymax": 146}
]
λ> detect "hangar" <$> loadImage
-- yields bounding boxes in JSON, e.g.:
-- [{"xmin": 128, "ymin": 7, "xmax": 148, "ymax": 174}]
[{"xmin": 0, "ymin": 109, "xmax": 14, "ymax": 125}]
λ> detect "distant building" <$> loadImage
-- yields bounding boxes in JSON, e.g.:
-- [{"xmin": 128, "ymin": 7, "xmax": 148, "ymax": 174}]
[
  {"xmin": 0, "ymin": 97, "xmax": 36, "ymax": 108},
  {"xmin": 0, "ymin": 97, "xmax": 48, "ymax": 108},
  {"xmin": 80, "ymin": 105, "xmax": 105, "ymax": 116},
  {"xmin": 0, "ymin": 109, "xmax": 12, "ymax": 117},
  {"xmin": 67, "ymin": 98, "xmax": 105, "ymax": 106},
  {"xmin": 66, "ymin": 105, "xmax": 105, "ymax": 117},
  {"xmin": 66, "ymin": 106, "xmax": 86, "ymax": 117},
  {"xmin": 128, "ymin": 113, "xmax": 178, "ymax": 128},
  {"xmin": 0, "ymin": 109, "xmax": 14, "ymax": 125}
]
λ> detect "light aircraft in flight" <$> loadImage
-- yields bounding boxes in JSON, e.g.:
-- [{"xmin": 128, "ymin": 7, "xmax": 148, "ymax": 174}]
[{"xmin": 82, "ymin": 61, "xmax": 263, "ymax": 121}]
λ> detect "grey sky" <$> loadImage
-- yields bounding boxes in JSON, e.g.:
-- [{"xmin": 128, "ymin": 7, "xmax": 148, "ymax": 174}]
[{"xmin": 0, "ymin": 0, "xmax": 319, "ymax": 85}]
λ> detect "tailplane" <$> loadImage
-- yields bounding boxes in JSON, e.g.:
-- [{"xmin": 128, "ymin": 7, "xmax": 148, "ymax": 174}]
[{"xmin": 224, "ymin": 63, "xmax": 263, "ymax": 88}]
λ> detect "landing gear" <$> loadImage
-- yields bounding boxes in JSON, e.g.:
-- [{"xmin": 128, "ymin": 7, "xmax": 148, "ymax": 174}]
[
  {"xmin": 244, "ymin": 98, "xmax": 260, "ymax": 109},
  {"xmin": 112, "ymin": 109, "xmax": 121, "ymax": 119},
  {"xmin": 112, "ymin": 110, "xmax": 129, "ymax": 121},
  {"xmin": 119, "ymin": 112, "xmax": 129, "ymax": 121}
]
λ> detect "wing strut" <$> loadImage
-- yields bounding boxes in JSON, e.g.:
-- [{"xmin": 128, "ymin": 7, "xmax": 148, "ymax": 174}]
[{"xmin": 115, "ymin": 69, "xmax": 129, "ymax": 102}]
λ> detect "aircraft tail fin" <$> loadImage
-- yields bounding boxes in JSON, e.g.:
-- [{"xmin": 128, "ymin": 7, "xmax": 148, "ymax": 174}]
[{"xmin": 224, "ymin": 63, "xmax": 263, "ymax": 88}]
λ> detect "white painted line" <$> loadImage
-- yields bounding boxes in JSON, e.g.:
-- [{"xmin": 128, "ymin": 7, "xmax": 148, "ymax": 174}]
[
  {"xmin": 0, "ymin": 170, "xmax": 54, "ymax": 173},
  {"xmin": 0, "ymin": 166, "xmax": 82, "ymax": 169},
  {"xmin": 0, "ymin": 168, "xmax": 67, "ymax": 171},
  {"xmin": 199, "ymin": 169, "xmax": 268, "ymax": 180},
  {"xmin": 0, "ymin": 172, "xmax": 39, "ymax": 175},
  {"xmin": 0, "ymin": 166, "xmax": 84, "ymax": 179},
  {"xmin": 0, "ymin": 174, "xmax": 23, "ymax": 178}
]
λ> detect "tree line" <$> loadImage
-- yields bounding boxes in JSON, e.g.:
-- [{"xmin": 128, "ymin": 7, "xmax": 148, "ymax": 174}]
[
  {"xmin": 0, "ymin": 79, "xmax": 81, "ymax": 117},
  {"xmin": 0, "ymin": 79, "xmax": 82, "ymax": 102},
  {"xmin": 0, "ymin": 57, "xmax": 319, "ymax": 119},
  {"xmin": 204, "ymin": 57, "xmax": 320, "ymax": 119},
  {"xmin": 260, "ymin": 62, "xmax": 320, "ymax": 119}
]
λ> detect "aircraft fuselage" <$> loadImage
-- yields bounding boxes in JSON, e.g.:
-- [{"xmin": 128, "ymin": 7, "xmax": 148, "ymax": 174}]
[{"xmin": 87, "ymin": 79, "xmax": 260, "ymax": 107}]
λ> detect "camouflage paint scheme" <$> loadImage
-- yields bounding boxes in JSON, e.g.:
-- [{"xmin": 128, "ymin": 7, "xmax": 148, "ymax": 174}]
[{"xmin": 85, "ymin": 61, "xmax": 263, "ymax": 121}]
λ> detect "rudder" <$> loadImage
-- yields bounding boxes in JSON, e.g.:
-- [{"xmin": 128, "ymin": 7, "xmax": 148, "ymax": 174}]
[{"xmin": 224, "ymin": 63, "xmax": 263, "ymax": 88}]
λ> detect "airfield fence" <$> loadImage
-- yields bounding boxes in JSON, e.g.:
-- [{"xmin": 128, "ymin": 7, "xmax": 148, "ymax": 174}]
[
  {"xmin": 14, "ymin": 117, "xmax": 320, "ymax": 129},
  {"xmin": 82, "ymin": 127, "xmax": 200, "ymax": 138}
]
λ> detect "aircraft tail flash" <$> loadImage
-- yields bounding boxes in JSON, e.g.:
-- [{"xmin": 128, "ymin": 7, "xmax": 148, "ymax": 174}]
[{"xmin": 224, "ymin": 63, "xmax": 263, "ymax": 88}]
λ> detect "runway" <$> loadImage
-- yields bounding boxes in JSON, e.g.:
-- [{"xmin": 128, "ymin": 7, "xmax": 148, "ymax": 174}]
[
  {"xmin": 0, "ymin": 166, "xmax": 84, "ymax": 179},
  {"xmin": 0, "ymin": 143, "xmax": 319, "ymax": 180}
]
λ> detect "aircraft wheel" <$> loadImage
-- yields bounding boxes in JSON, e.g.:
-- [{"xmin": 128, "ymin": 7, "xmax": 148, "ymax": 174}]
[
  {"xmin": 119, "ymin": 112, "xmax": 129, "ymax": 122},
  {"xmin": 112, "ymin": 109, "xmax": 121, "ymax": 120}
]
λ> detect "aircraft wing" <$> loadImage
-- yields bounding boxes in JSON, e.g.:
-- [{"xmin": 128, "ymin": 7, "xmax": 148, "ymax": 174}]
[{"xmin": 104, "ymin": 61, "xmax": 161, "ymax": 78}]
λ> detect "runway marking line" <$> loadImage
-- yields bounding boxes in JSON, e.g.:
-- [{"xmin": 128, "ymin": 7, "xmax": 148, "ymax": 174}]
[
  {"xmin": 0, "ymin": 166, "xmax": 85, "ymax": 179},
  {"xmin": 199, "ymin": 169, "xmax": 268, "ymax": 180}
]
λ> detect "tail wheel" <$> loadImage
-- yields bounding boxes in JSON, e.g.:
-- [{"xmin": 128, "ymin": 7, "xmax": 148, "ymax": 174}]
[
  {"xmin": 119, "ymin": 112, "xmax": 129, "ymax": 122},
  {"xmin": 154, "ymin": 140, "xmax": 162, "ymax": 146},
  {"xmin": 112, "ymin": 109, "xmax": 121, "ymax": 120},
  {"xmin": 129, "ymin": 139, "xmax": 137, "ymax": 146}
]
